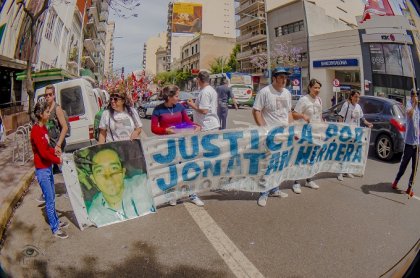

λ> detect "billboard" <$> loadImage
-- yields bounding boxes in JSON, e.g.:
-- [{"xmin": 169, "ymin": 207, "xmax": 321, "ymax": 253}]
[{"xmin": 172, "ymin": 2, "xmax": 202, "ymax": 34}]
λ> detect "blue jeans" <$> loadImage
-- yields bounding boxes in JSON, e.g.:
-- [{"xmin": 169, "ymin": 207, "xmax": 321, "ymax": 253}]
[
  {"xmin": 35, "ymin": 167, "xmax": 59, "ymax": 233},
  {"xmin": 260, "ymin": 186, "xmax": 279, "ymax": 197}
]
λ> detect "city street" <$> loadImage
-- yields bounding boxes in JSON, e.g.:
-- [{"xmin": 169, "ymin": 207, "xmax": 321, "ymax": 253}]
[{"xmin": 1, "ymin": 107, "xmax": 420, "ymax": 277}]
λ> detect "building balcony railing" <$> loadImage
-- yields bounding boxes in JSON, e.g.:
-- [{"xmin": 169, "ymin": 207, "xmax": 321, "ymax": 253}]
[
  {"xmin": 236, "ymin": 49, "xmax": 253, "ymax": 60},
  {"xmin": 100, "ymin": 0, "xmax": 108, "ymax": 12},
  {"xmin": 237, "ymin": 32, "xmax": 266, "ymax": 44},
  {"xmin": 88, "ymin": 6, "xmax": 99, "ymax": 25},
  {"xmin": 236, "ymin": 13, "xmax": 264, "ymax": 29},
  {"xmin": 100, "ymin": 11, "xmax": 108, "ymax": 22},
  {"xmin": 83, "ymin": 55, "xmax": 96, "ymax": 68},
  {"xmin": 84, "ymin": 38, "xmax": 96, "ymax": 53},
  {"xmin": 235, "ymin": 0, "xmax": 264, "ymax": 15},
  {"xmin": 98, "ymin": 22, "xmax": 107, "ymax": 32}
]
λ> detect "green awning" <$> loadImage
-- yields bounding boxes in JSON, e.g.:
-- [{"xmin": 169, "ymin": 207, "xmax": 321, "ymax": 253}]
[{"xmin": 16, "ymin": 68, "xmax": 76, "ymax": 81}]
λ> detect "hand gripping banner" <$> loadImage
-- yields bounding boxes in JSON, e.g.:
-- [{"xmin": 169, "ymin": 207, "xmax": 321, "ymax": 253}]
[{"xmin": 62, "ymin": 123, "xmax": 371, "ymax": 229}]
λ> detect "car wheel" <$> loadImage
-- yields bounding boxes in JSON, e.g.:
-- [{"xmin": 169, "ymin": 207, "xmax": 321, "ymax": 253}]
[
  {"xmin": 138, "ymin": 108, "xmax": 146, "ymax": 118},
  {"xmin": 375, "ymin": 134, "xmax": 394, "ymax": 161}
]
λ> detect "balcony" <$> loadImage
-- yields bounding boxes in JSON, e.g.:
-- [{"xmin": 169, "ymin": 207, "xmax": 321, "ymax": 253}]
[
  {"xmin": 100, "ymin": 0, "xmax": 108, "ymax": 12},
  {"xmin": 83, "ymin": 55, "xmax": 96, "ymax": 68},
  {"xmin": 98, "ymin": 22, "xmax": 107, "ymax": 32},
  {"xmin": 236, "ymin": 49, "xmax": 253, "ymax": 60},
  {"xmin": 100, "ymin": 11, "xmax": 108, "ymax": 22},
  {"xmin": 235, "ymin": 0, "xmax": 264, "ymax": 15},
  {"xmin": 84, "ymin": 38, "xmax": 96, "ymax": 53},
  {"xmin": 88, "ymin": 6, "xmax": 99, "ymax": 26},
  {"xmin": 96, "ymin": 42, "xmax": 105, "ymax": 54},
  {"xmin": 237, "ymin": 32, "xmax": 266, "ymax": 44},
  {"xmin": 236, "ymin": 13, "xmax": 264, "ymax": 29}
]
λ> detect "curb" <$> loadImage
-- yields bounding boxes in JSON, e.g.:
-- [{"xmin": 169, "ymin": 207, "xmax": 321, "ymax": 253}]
[{"xmin": 0, "ymin": 169, "xmax": 35, "ymax": 241}]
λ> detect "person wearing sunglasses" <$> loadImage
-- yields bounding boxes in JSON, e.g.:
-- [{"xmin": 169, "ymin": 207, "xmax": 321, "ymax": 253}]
[
  {"xmin": 392, "ymin": 89, "xmax": 419, "ymax": 197},
  {"xmin": 98, "ymin": 91, "xmax": 143, "ymax": 143}
]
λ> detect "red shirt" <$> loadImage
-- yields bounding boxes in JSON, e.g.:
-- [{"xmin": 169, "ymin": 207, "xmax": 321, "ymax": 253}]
[{"xmin": 30, "ymin": 124, "xmax": 61, "ymax": 169}]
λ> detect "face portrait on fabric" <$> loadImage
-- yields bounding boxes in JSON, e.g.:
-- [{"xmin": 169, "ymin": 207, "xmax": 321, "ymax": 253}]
[{"xmin": 73, "ymin": 140, "xmax": 155, "ymax": 227}]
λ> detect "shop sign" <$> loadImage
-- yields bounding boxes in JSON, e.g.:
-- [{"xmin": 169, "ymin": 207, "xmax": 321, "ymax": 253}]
[
  {"xmin": 362, "ymin": 33, "xmax": 413, "ymax": 44},
  {"xmin": 313, "ymin": 59, "xmax": 359, "ymax": 68}
]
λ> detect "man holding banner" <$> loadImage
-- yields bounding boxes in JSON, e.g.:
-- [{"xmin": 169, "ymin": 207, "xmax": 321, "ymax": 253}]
[{"xmin": 252, "ymin": 67, "xmax": 293, "ymax": 207}]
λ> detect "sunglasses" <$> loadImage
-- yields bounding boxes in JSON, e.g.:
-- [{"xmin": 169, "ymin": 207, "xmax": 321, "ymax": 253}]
[
  {"xmin": 45, "ymin": 93, "xmax": 54, "ymax": 97},
  {"xmin": 110, "ymin": 96, "xmax": 123, "ymax": 102}
]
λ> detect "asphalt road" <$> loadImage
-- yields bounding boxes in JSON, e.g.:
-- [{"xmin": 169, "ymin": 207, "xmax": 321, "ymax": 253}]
[{"xmin": 1, "ymin": 107, "xmax": 420, "ymax": 277}]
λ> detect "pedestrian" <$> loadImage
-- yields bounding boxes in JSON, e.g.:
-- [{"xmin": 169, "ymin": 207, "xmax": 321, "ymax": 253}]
[
  {"xmin": 30, "ymin": 101, "xmax": 69, "ymax": 239},
  {"xmin": 337, "ymin": 91, "xmax": 373, "ymax": 181},
  {"xmin": 186, "ymin": 71, "xmax": 220, "ymax": 206},
  {"xmin": 291, "ymin": 79, "xmax": 323, "ymax": 194},
  {"xmin": 391, "ymin": 89, "xmax": 419, "ymax": 197},
  {"xmin": 216, "ymin": 79, "xmax": 238, "ymax": 130},
  {"xmin": 252, "ymin": 67, "xmax": 293, "ymax": 207},
  {"xmin": 44, "ymin": 84, "xmax": 69, "ymax": 172},
  {"xmin": 98, "ymin": 90, "xmax": 143, "ymax": 144},
  {"xmin": 151, "ymin": 85, "xmax": 201, "ymax": 206},
  {"xmin": 331, "ymin": 95, "xmax": 336, "ymax": 106},
  {"xmin": 0, "ymin": 113, "xmax": 5, "ymax": 147}
]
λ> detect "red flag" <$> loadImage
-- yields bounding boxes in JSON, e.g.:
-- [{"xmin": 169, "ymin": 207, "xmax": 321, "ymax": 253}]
[{"xmin": 361, "ymin": 0, "xmax": 395, "ymax": 22}]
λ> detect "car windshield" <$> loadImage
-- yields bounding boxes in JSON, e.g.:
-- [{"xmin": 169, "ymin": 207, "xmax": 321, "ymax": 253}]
[{"xmin": 179, "ymin": 92, "xmax": 194, "ymax": 100}]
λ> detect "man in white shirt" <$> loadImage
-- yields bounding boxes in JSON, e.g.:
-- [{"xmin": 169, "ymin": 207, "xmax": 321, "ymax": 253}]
[
  {"xmin": 188, "ymin": 71, "xmax": 220, "ymax": 131},
  {"xmin": 186, "ymin": 71, "xmax": 220, "ymax": 206},
  {"xmin": 252, "ymin": 67, "xmax": 293, "ymax": 207}
]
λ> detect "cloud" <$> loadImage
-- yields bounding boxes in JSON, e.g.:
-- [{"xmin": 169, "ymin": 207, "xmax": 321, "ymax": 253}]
[{"xmin": 110, "ymin": 0, "xmax": 171, "ymax": 73}]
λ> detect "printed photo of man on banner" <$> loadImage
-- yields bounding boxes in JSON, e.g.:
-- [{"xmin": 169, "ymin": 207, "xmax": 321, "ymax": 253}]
[{"xmin": 72, "ymin": 140, "xmax": 155, "ymax": 227}]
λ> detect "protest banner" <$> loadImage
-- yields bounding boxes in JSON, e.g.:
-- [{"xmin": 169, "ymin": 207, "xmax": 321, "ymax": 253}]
[{"xmin": 62, "ymin": 123, "xmax": 371, "ymax": 229}]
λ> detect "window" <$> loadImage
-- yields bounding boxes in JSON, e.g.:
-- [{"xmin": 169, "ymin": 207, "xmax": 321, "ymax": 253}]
[
  {"xmin": 53, "ymin": 18, "xmax": 64, "ymax": 46},
  {"xmin": 61, "ymin": 28, "xmax": 69, "ymax": 52},
  {"xmin": 361, "ymin": 100, "xmax": 383, "ymax": 114},
  {"xmin": 275, "ymin": 20, "xmax": 304, "ymax": 37},
  {"xmin": 45, "ymin": 10, "xmax": 57, "ymax": 41},
  {"xmin": 337, "ymin": 6, "xmax": 348, "ymax": 13},
  {"xmin": 60, "ymin": 86, "xmax": 85, "ymax": 117}
]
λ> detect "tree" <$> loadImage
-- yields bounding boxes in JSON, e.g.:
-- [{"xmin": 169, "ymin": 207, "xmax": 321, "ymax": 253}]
[
  {"xmin": 209, "ymin": 57, "xmax": 231, "ymax": 74},
  {"xmin": 250, "ymin": 40, "xmax": 303, "ymax": 71},
  {"xmin": 227, "ymin": 44, "xmax": 240, "ymax": 72},
  {"xmin": 154, "ymin": 70, "xmax": 192, "ymax": 89}
]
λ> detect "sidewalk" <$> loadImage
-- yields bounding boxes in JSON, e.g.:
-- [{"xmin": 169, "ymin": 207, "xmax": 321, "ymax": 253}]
[{"xmin": 0, "ymin": 133, "xmax": 34, "ymax": 241}]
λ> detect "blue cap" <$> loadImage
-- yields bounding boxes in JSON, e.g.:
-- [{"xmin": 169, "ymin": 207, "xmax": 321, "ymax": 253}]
[{"xmin": 272, "ymin": 67, "xmax": 291, "ymax": 76}]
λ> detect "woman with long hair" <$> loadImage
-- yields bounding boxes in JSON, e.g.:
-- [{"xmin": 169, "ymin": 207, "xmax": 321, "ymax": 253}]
[
  {"xmin": 151, "ymin": 85, "xmax": 203, "ymax": 206},
  {"xmin": 291, "ymin": 79, "xmax": 323, "ymax": 194},
  {"xmin": 98, "ymin": 90, "xmax": 143, "ymax": 144}
]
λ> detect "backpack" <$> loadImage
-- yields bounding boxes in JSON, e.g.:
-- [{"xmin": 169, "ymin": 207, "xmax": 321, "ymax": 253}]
[
  {"xmin": 94, "ymin": 108, "xmax": 105, "ymax": 141},
  {"xmin": 46, "ymin": 103, "xmax": 71, "ymax": 147}
]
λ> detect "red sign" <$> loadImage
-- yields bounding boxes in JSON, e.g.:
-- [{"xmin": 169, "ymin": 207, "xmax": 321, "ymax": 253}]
[
  {"xmin": 292, "ymin": 79, "xmax": 300, "ymax": 86},
  {"xmin": 191, "ymin": 69, "xmax": 200, "ymax": 75},
  {"xmin": 333, "ymin": 79, "xmax": 340, "ymax": 87},
  {"xmin": 361, "ymin": 0, "xmax": 395, "ymax": 22}
]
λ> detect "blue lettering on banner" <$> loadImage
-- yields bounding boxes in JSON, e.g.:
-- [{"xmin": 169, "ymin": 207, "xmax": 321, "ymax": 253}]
[
  {"xmin": 202, "ymin": 134, "xmax": 221, "ymax": 158},
  {"xmin": 313, "ymin": 59, "xmax": 358, "ymax": 68}
]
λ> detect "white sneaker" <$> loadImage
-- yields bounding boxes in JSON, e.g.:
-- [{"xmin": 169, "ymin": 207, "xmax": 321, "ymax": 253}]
[
  {"xmin": 190, "ymin": 195, "xmax": 204, "ymax": 207},
  {"xmin": 292, "ymin": 183, "xmax": 302, "ymax": 194},
  {"xmin": 270, "ymin": 190, "xmax": 288, "ymax": 198},
  {"xmin": 337, "ymin": 174, "xmax": 344, "ymax": 181},
  {"xmin": 169, "ymin": 199, "xmax": 177, "ymax": 206},
  {"xmin": 305, "ymin": 181, "xmax": 319, "ymax": 189},
  {"xmin": 258, "ymin": 194, "xmax": 268, "ymax": 207},
  {"xmin": 345, "ymin": 173, "xmax": 354, "ymax": 178}
]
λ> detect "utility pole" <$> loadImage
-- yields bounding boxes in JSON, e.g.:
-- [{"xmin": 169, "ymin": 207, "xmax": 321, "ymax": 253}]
[
  {"xmin": 264, "ymin": 0, "xmax": 271, "ymax": 82},
  {"xmin": 77, "ymin": 0, "xmax": 88, "ymax": 76}
]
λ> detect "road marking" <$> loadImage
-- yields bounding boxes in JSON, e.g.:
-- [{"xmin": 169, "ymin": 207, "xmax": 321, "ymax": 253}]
[
  {"xmin": 232, "ymin": 120, "xmax": 256, "ymax": 128},
  {"xmin": 184, "ymin": 203, "xmax": 264, "ymax": 278},
  {"xmin": 413, "ymin": 196, "xmax": 420, "ymax": 201}
]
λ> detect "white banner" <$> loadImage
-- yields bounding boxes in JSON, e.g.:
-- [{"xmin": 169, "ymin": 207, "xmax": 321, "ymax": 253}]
[{"xmin": 62, "ymin": 123, "xmax": 371, "ymax": 229}]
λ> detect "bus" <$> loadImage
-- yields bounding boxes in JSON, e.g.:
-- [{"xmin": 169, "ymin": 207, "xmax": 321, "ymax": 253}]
[{"xmin": 209, "ymin": 72, "xmax": 254, "ymax": 107}]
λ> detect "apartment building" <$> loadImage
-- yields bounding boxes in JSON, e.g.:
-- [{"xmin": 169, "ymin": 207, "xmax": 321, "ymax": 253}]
[
  {"xmin": 143, "ymin": 32, "xmax": 167, "ymax": 75},
  {"xmin": 166, "ymin": 0, "xmax": 236, "ymax": 71},
  {"xmin": 104, "ymin": 21, "xmax": 115, "ymax": 77}
]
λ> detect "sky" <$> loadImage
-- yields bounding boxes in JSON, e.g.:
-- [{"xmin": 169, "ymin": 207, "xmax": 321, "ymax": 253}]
[{"xmin": 110, "ymin": 0, "xmax": 172, "ymax": 74}]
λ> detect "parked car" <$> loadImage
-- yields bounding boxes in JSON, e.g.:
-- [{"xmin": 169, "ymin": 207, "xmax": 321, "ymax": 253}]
[
  {"xmin": 137, "ymin": 91, "xmax": 196, "ymax": 120},
  {"xmin": 322, "ymin": 95, "xmax": 406, "ymax": 161},
  {"xmin": 34, "ymin": 78, "xmax": 101, "ymax": 151}
]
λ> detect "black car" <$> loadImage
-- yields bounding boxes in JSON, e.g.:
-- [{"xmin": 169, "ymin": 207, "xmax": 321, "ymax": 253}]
[
  {"xmin": 322, "ymin": 95, "xmax": 406, "ymax": 161},
  {"xmin": 137, "ymin": 92, "xmax": 195, "ymax": 119}
]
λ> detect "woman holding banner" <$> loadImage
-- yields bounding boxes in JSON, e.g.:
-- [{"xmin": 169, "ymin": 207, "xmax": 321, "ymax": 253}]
[
  {"xmin": 151, "ymin": 85, "xmax": 203, "ymax": 207},
  {"xmin": 98, "ymin": 90, "xmax": 143, "ymax": 143},
  {"xmin": 291, "ymin": 79, "xmax": 323, "ymax": 194},
  {"xmin": 337, "ymin": 91, "xmax": 373, "ymax": 181}
]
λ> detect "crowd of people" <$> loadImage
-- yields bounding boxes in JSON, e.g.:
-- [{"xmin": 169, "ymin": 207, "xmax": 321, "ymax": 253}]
[{"xmin": 30, "ymin": 69, "xmax": 419, "ymax": 238}]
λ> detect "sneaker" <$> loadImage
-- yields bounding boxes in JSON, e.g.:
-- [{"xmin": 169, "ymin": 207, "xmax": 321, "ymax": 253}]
[
  {"xmin": 169, "ymin": 199, "xmax": 177, "ymax": 206},
  {"xmin": 292, "ymin": 182, "xmax": 302, "ymax": 194},
  {"xmin": 337, "ymin": 174, "xmax": 344, "ymax": 181},
  {"xmin": 391, "ymin": 181, "xmax": 399, "ymax": 190},
  {"xmin": 54, "ymin": 229, "xmax": 68, "ymax": 239},
  {"xmin": 406, "ymin": 187, "xmax": 414, "ymax": 197},
  {"xmin": 190, "ymin": 195, "xmax": 204, "ymax": 207},
  {"xmin": 270, "ymin": 190, "xmax": 288, "ymax": 198},
  {"xmin": 59, "ymin": 221, "xmax": 69, "ymax": 229},
  {"xmin": 257, "ymin": 194, "xmax": 268, "ymax": 207},
  {"xmin": 306, "ymin": 181, "xmax": 319, "ymax": 189},
  {"xmin": 35, "ymin": 194, "xmax": 45, "ymax": 204},
  {"xmin": 345, "ymin": 173, "xmax": 355, "ymax": 178}
]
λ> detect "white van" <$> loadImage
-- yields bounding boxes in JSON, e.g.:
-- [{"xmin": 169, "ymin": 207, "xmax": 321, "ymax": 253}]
[{"xmin": 35, "ymin": 78, "xmax": 101, "ymax": 151}]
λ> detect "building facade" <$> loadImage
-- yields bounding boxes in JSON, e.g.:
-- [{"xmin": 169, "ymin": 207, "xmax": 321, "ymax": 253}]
[
  {"xmin": 104, "ymin": 21, "xmax": 115, "ymax": 77},
  {"xmin": 166, "ymin": 0, "xmax": 236, "ymax": 71},
  {"xmin": 143, "ymin": 32, "xmax": 167, "ymax": 75}
]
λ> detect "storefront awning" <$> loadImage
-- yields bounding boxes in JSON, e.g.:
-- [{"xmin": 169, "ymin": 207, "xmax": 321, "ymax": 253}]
[
  {"xmin": 16, "ymin": 68, "xmax": 76, "ymax": 82},
  {"xmin": 0, "ymin": 55, "xmax": 27, "ymax": 70}
]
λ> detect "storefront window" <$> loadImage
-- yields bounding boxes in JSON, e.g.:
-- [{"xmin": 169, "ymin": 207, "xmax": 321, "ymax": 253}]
[{"xmin": 370, "ymin": 43, "xmax": 414, "ymax": 77}]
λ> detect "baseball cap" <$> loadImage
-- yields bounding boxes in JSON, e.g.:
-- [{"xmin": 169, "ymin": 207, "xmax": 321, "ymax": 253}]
[{"xmin": 272, "ymin": 67, "xmax": 291, "ymax": 76}]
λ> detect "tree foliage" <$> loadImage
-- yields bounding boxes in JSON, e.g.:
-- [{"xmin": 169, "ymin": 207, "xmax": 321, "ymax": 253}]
[
  {"xmin": 227, "ymin": 44, "xmax": 240, "ymax": 72},
  {"xmin": 250, "ymin": 40, "xmax": 303, "ymax": 70},
  {"xmin": 154, "ymin": 70, "xmax": 192, "ymax": 88},
  {"xmin": 209, "ymin": 57, "xmax": 231, "ymax": 74}
]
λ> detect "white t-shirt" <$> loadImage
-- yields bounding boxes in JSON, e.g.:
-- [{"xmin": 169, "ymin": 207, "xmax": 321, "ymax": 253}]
[
  {"xmin": 338, "ymin": 101, "xmax": 364, "ymax": 126},
  {"xmin": 253, "ymin": 85, "xmax": 292, "ymax": 127},
  {"xmin": 294, "ymin": 94, "xmax": 323, "ymax": 123},
  {"xmin": 99, "ymin": 107, "xmax": 142, "ymax": 142},
  {"xmin": 193, "ymin": 85, "xmax": 220, "ymax": 131}
]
